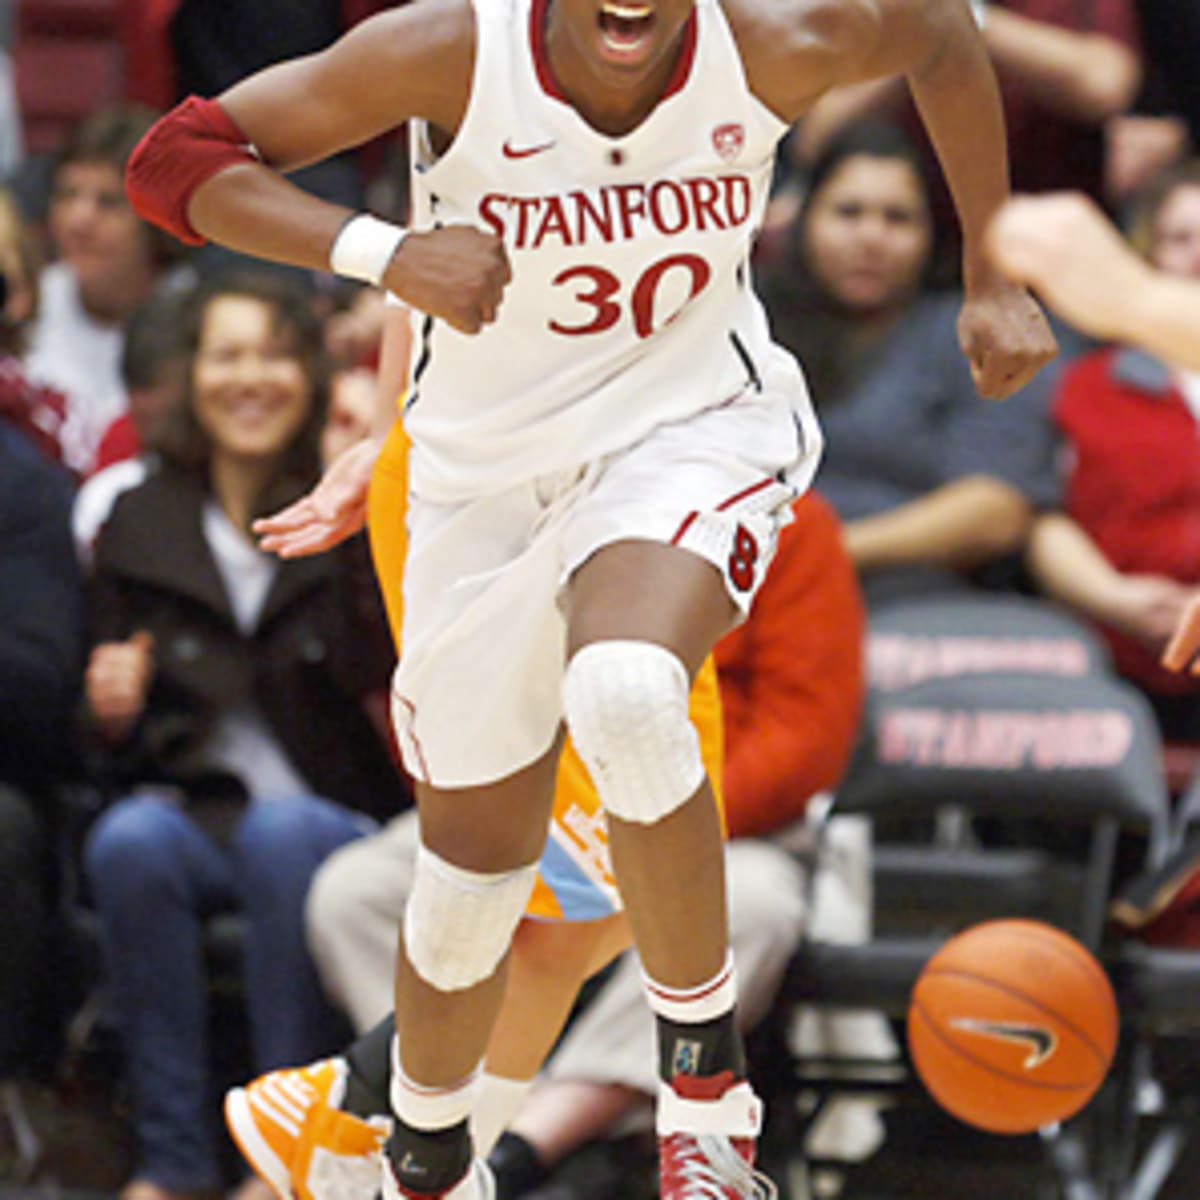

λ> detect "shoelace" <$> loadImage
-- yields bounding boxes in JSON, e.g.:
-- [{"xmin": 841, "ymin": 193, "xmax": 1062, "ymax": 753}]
[{"xmin": 665, "ymin": 1133, "xmax": 778, "ymax": 1199}]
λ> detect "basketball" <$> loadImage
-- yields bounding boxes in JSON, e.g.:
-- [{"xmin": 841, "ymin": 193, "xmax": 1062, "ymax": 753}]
[{"xmin": 908, "ymin": 919, "xmax": 1118, "ymax": 1134}]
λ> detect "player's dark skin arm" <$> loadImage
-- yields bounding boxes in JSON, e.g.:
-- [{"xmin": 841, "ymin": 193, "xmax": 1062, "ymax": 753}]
[
  {"xmin": 187, "ymin": 0, "xmax": 508, "ymax": 333},
  {"xmin": 182, "ymin": 0, "xmax": 1052, "ymax": 385},
  {"xmin": 729, "ymin": 0, "xmax": 1057, "ymax": 398}
]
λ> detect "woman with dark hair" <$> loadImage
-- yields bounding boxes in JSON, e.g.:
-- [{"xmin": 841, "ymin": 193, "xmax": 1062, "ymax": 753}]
[
  {"xmin": 758, "ymin": 121, "xmax": 1061, "ymax": 608},
  {"xmin": 81, "ymin": 272, "xmax": 401, "ymax": 1200},
  {"xmin": 1023, "ymin": 161, "xmax": 1200, "ymax": 743}
]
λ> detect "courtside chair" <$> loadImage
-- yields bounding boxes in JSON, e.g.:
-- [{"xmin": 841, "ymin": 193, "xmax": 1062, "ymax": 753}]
[
  {"xmin": 1105, "ymin": 767, "xmax": 1200, "ymax": 1200},
  {"xmin": 758, "ymin": 594, "xmax": 1171, "ymax": 1200}
]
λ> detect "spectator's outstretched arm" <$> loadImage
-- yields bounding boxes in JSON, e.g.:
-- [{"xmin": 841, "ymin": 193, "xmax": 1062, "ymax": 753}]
[
  {"xmin": 795, "ymin": 1, "xmax": 1138, "ymax": 161},
  {"xmin": 1028, "ymin": 513, "xmax": 1193, "ymax": 647},
  {"xmin": 844, "ymin": 475, "xmax": 1034, "ymax": 575},
  {"xmin": 256, "ymin": 300, "xmax": 413, "ymax": 558},
  {"xmin": 1163, "ymin": 597, "xmax": 1200, "ymax": 675},
  {"xmin": 980, "ymin": 6, "xmax": 1140, "ymax": 124},
  {"xmin": 989, "ymin": 193, "xmax": 1200, "ymax": 371}
]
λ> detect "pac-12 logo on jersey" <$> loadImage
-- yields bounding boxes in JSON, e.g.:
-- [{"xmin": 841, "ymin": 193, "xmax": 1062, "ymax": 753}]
[{"xmin": 712, "ymin": 122, "xmax": 745, "ymax": 163}]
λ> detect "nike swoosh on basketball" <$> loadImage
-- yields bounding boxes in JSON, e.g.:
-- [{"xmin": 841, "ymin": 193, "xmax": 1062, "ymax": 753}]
[
  {"xmin": 503, "ymin": 138, "xmax": 556, "ymax": 159},
  {"xmin": 949, "ymin": 1017, "xmax": 1058, "ymax": 1069}
]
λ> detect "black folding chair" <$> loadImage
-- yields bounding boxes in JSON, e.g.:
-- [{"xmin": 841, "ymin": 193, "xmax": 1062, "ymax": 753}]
[
  {"xmin": 758, "ymin": 595, "xmax": 1171, "ymax": 1199},
  {"xmin": 1106, "ymin": 769, "xmax": 1200, "ymax": 1199}
]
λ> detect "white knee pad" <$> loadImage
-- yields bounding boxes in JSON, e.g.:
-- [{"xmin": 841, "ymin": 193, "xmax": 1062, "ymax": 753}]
[
  {"xmin": 403, "ymin": 844, "xmax": 537, "ymax": 992},
  {"xmin": 562, "ymin": 639, "xmax": 705, "ymax": 825}
]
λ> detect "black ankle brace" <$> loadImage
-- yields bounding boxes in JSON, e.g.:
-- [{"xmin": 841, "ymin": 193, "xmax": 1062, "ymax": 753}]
[
  {"xmin": 385, "ymin": 1119, "xmax": 472, "ymax": 1195},
  {"xmin": 656, "ymin": 1009, "xmax": 746, "ymax": 1082}
]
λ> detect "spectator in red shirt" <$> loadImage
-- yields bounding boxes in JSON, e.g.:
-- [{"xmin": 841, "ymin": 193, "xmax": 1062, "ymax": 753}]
[{"xmin": 1025, "ymin": 160, "xmax": 1200, "ymax": 743}]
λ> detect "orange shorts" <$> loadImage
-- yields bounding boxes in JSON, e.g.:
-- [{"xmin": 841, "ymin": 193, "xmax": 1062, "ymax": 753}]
[{"xmin": 367, "ymin": 419, "xmax": 724, "ymax": 920}]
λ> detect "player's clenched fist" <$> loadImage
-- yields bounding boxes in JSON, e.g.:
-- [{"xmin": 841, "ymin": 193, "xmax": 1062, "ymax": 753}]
[
  {"xmin": 87, "ymin": 630, "xmax": 155, "ymax": 742},
  {"xmin": 957, "ymin": 278, "xmax": 1058, "ymax": 400},
  {"xmin": 386, "ymin": 225, "xmax": 512, "ymax": 335}
]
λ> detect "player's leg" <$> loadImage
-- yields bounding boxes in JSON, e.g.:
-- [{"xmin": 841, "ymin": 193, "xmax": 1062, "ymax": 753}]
[
  {"xmin": 566, "ymin": 548, "xmax": 774, "ymax": 1196},
  {"xmin": 565, "ymin": 539, "xmax": 741, "ymax": 1023},
  {"xmin": 225, "ymin": 913, "xmax": 629, "ymax": 1200},
  {"xmin": 566, "ymin": 540, "xmax": 735, "ymax": 988},
  {"xmin": 382, "ymin": 756, "xmax": 557, "ymax": 1199},
  {"xmin": 223, "ymin": 655, "xmax": 724, "ymax": 1199},
  {"xmin": 559, "ymin": 388, "xmax": 804, "ymax": 1198},
  {"xmin": 508, "ymin": 839, "xmax": 809, "ymax": 1179},
  {"xmin": 470, "ymin": 913, "xmax": 631, "ymax": 1156},
  {"xmin": 305, "ymin": 809, "xmax": 423, "ymax": 1034}
]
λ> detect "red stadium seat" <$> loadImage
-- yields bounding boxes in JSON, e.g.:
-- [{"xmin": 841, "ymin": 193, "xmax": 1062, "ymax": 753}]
[{"xmin": 14, "ymin": 0, "xmax": 123, "ymax": 155}]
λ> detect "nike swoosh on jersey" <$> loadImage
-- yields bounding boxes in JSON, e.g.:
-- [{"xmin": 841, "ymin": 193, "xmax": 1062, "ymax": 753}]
[
  {"xmin": 949, "ymin": 1017, "xmax": 1059, "ymax": 1069},
  {"xmin": 502, "ymin": 139, "xmax": 556, "ymax": 159}
]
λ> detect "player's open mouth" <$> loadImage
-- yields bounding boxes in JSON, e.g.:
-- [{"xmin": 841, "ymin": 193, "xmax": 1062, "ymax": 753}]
[{"xmin": 597, "ymin": 2, "xmax": 655, "ymax": 59}]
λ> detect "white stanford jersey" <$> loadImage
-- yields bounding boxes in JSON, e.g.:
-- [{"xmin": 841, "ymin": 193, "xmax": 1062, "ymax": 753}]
[{"xmin": 405, "ymin": 0, "xmax": 812, "ymax": 501}]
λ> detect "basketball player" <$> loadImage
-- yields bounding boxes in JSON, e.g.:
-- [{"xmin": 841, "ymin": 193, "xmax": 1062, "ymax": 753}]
[
  {"xmin": 230, "ymin": 295, "xmax": 724, "ymax": 1176},
  {"xmin": 228, "ymin": 295, "xmax": 861, "ymax": 1200},
  {"xmin": 126, "ymin": 2, "xmax": 1056, "ymax": 1196}
]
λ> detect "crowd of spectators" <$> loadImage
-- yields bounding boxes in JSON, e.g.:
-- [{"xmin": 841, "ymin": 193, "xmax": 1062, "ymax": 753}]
[{"xmin": 2, "ymin": 2, "xmax": 1200, "ymax": 1199}]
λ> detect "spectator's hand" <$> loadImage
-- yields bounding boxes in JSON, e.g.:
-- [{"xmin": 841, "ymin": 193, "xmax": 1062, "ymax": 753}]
[
  {"xmin": 1163, "ymin": 594, "xmax": 1200, "ymax": 675},
  {"xmin": 87, "ymin": 631, "xmax": 154, "ymax": 741},
  {"xmin": 384, "ymin": 225, "xmax": 512, "ymax": 334},
  {"xmin": 986, "ymin": 193, "xmax": 1150, "ymax": 341},
  {"xmin": 958, "ymin": 275, "xmax": 1058, "ymax": 399},
  {"xmin": 1105, "ymin": 116, "xmax": 1190, "ymax": 209},
  {"xmin": 1101, "ymin": 575, "xmax": 1194, "ymax": 648},
  {"xmin": 254, "ymin": 434, "xmax": 383, "ymax": 557}
]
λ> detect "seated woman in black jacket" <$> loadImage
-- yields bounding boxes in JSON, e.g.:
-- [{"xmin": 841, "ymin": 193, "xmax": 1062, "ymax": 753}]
[{"xmin": 81, "ymin": 271, "xmax": 402, "ymax": 1200}]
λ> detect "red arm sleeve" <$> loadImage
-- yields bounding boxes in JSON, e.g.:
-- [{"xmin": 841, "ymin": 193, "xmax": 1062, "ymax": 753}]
[
  {"xmin": 715, "ymin": 493, "xmax": 866, "ymax": 838},
  {"xmin": 125, "ymin": 96, "xmax": 260, "ymax": 246}
]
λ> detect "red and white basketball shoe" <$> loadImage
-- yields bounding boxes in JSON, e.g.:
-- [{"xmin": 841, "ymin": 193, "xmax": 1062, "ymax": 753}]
[{"xmin": 657, "ymin": 1073, "xmax": 777, "ymax": 1199}]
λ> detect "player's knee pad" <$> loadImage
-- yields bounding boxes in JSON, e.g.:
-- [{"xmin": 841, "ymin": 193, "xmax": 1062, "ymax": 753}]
[
  {"xmin": 561, "ymin": 639, "xmax": 705, "ymax": 826},
  {"xmin": 403, "ymin": 844, "xmax": 537, "ymax": 992}
]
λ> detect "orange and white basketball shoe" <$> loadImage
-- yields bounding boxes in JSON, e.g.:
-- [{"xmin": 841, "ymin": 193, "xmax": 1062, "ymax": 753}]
[
  {"xmin": 657, "ymin": 1074, "xmax": 777, "ymax": 1199},
  {"xmin": 225, "ymin": 1057, "xmax": 390, "ymax": 1200}
]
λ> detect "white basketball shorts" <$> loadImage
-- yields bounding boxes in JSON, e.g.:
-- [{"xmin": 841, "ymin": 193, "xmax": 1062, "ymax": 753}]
[{"xmin": 392, "ymin": 368, "xmax": 823, "ymax": 789}]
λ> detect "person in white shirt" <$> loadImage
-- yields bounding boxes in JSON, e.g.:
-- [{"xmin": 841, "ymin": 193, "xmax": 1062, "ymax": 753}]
[{"xmin": 27, "ymin": 105, "xmax": 188, "ymax": 474}]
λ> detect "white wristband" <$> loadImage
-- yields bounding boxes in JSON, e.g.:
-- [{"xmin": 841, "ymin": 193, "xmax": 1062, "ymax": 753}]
[{"xmin": 329, "ymin": 213, "xmax": 407, "ymax": 286}]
